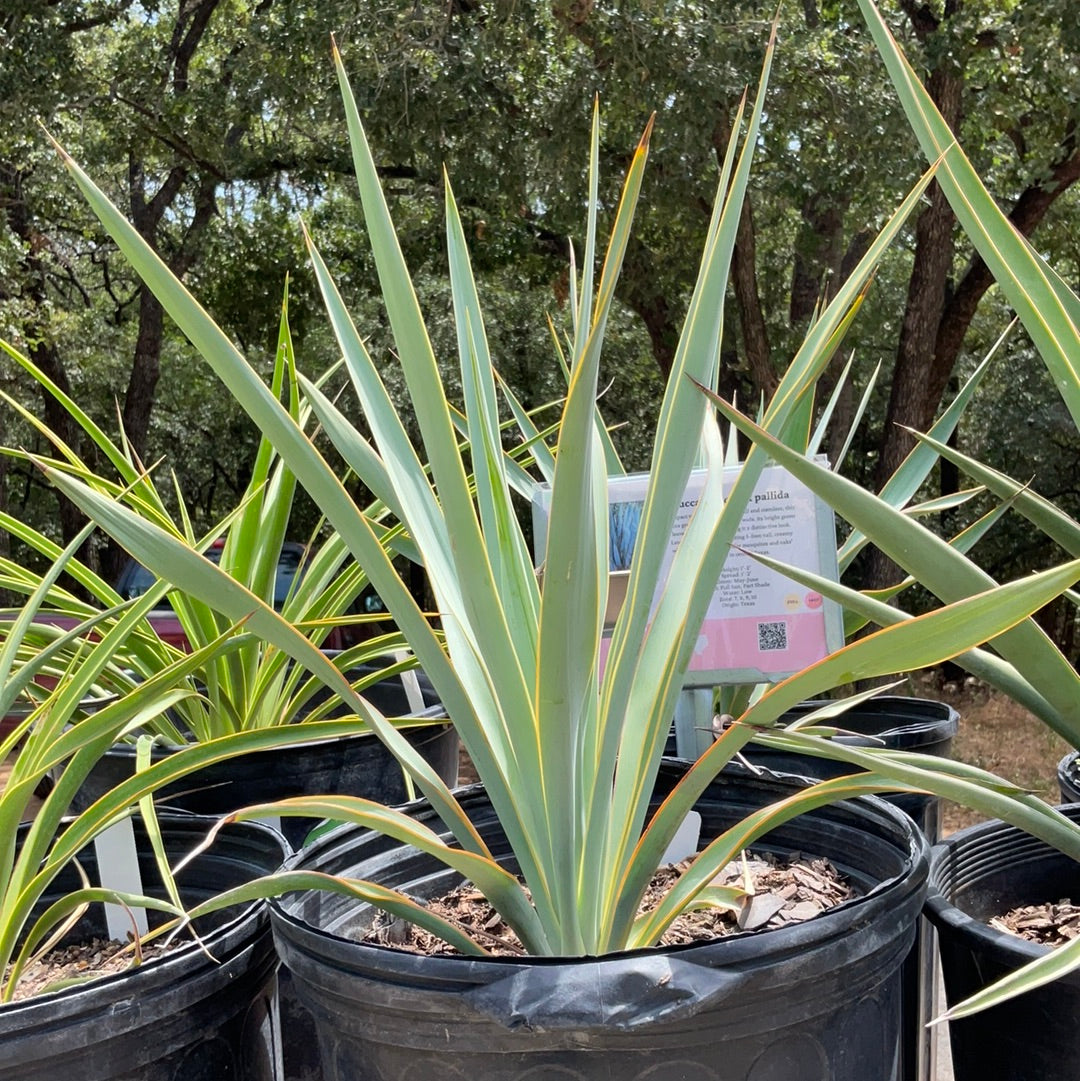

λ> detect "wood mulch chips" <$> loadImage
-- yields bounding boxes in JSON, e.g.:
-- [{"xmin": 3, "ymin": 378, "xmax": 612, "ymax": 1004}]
[
  {"xmin": 7, "ymin": 936, "xmax": 173, "ymax": 1002},
  {"xmin": 992, "ymin": 899, "xmax": 1080, "ymax": 948},
  {"xmin": 364, "ymin": 849, "xmax": 855, "ymax": 957}
]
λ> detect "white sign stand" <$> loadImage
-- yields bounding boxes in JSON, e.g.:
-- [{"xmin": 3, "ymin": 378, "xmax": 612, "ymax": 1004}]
[{"xmin": 673, "ymin": 686, "xmax": 716, "ymax": 760}]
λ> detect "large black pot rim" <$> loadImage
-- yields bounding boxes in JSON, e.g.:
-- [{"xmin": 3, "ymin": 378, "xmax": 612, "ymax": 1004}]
[
  {"xmin": 82, "ymin": 723, "xmax": 457, "ymax": 818},
  {"xmin": 924, "ymin": 802, "xmax": 1080, "ymax": 972},
  {"xmin": 777, "ymin": 695, "xmax": 958, "ymax": 750},
  {"xmin": 69, "ymin": 720, "xmax": 459, "ymax": 883},
  {"xmin": 270, "ymin": 768, "xmax": 929, "ymax": 973},
  {"xmin": 0, "ymin": 813, "xmax": 287, "ymax": 1024},
  {"xmin": 267, "ymin": 762, "xmax": 931, "ymax": 1081},
  {"xmin": 1057, "ymin": 750, "xmax": 1080, "ymax": 802},
  {"xmin": 97, "ymin": 720, "xmax": 449, "ymax": 762}
]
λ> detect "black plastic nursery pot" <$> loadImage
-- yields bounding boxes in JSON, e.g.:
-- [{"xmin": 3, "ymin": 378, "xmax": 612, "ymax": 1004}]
[
  {"xmin": 745, "ymin": 696, "xmax": 959, "ymax": 841},
  {"xmin": 1056, "ymin": 750, "xmax": 1080, "ymax": 802},
  {"xmin": 751, "ymin": 696, "xmax": 958, "ymax": 1081},
  {"xmin": 69, "ymin": 664, "xmax": 458, "ymax": 851},
  {"xmin": 0, "ymin": 813, "xmax": 288, "ymax": 1081},
  {"xmin": 269, "ymin": 761, "xmax": 930, "ymax": 1081},
  {"xmin": 925, "ymin": 805, "xmax": 1080, "ymax": 1081},
  {"xmin": 70, "ymin": 720, "xmax": 458, "ymax": 850},
  {"xmin": 740, "ymin": 695, "xmax": 957, "ymax": 1080},
  {"xmin": 63, "ymin": 665, "xmax": 456, "ymax": 1081}
]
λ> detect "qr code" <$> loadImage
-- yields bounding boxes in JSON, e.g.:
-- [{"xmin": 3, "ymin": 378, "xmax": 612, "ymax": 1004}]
[{"xmin": 757, "ymin": 621, "xmax": 788, "ymax": 652}]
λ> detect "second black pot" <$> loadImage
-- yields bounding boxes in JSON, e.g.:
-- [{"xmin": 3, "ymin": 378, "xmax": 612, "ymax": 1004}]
[
  {"xmin": 63, "ymin": 669, "xmax": 457, "ymax": 1081},
  {"xmin": 925, "ymin": 804, "xmax": 1080, "ymax": 1081},
  {"xmin": 744, "ymin": 696, "xmax": 959, "ymax": 840},
  {"xmin": 69, "ymin": 721, "xmax": 458, "ymax": 851},
  {"xmin": 0, "ymin": 814, "xmax": 288, "ymax": 1081},
  {"xmin": 732, "ymin": 695, "xmax": 958, "ymax": 1081},
  {"xmin": 67, "ymin": 661, "xmax": 456, "ymax": 847}
]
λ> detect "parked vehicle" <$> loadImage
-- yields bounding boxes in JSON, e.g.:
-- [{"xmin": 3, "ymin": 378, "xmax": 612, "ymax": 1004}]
[{"xmin": 112, "ymin": 540, "xmax": 388, "ymax": 651}]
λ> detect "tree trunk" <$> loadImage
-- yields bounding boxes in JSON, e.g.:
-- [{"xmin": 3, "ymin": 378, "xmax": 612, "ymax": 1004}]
[
  {"xmin": 789, "ymin": 191, "xmax": 849, "ymax": 331},
  {"xmin": 618, "ymin": 237, "xmax": 679, "ymax": 379},
  {"xmin": 733, "ymin": 198, "xmax": 776, "ymax": 400},
  {"xmin": 0, "ymin": 162, "xmax": 91, "ymax": 553},
  {"xmin": 874, "ymin": 65, "xmax": 964, "ymax": 492}
]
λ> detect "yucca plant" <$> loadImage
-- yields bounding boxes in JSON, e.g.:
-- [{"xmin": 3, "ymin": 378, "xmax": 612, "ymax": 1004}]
[
  {"xmin": 27, "ymin": 17, "xmax": 1080, "ymax": 972},
  {"xmin": 0, "ymin": 296, "xmax": 433, "ymax": 746},
  {"xmin": 0, "ymin": 522, "xmax": 424, "ymax": 1000}
]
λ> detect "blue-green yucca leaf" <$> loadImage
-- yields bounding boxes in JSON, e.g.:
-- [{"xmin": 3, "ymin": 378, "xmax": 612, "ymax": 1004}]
[
  {"xmin": 544, "ymin": 312, "xmax": 625, "ymax": 479},
  {"xmin": 185, "ymin": 869, "xmax": 490, "ymax": 957},
  {"xmin": 597, "ymin": 16, "xmax": 878, "ymax": 942},
  {"xmin": 839, "ymin": 490, "xmax": 1007, "ymax": 633},
  {"xmin": 302, "ymin": 224, "xmax": 533, "ymax": 759},
  {"xmin": 641, "ymin": 743, "xmax": 1080, "ymax": 950},
  {"xmin": 200, "ymin": 795, "xmax": 545, "ymax": 952},
  {"xmin": 326, "ymin": 70, "xmax": 552, "ymax": 894},
  {"xmin": 592, "ymin": 71, "xmax": 767, "ymax": 914},
  {"xmin": 631, "ymin": 554, "xmax": 1080, "ymax": 926},
  {"xmin": 740, "ymin": 545, "xmax": 1059, "ymax": 726},
  {"xmin": 299, "ymin": 225, "xmax": 468, "ymax": 614},
  {"xmin": 577, "ymin": 100, "xmax": 603, "ymax": 358},
  {"xmin": 536, "ymin": 113, "xmax": 655, "ymax": 951},
  {"xmin": 296, "ymin": 372, "xmax": 406, "ymax": 533},
  {"xmin": 759, "ymin": 734, "xmax": 1080, "ymax": 856},
  {"xmin": 445, "ymin": 179, "xmax": 540, "ymax": 681},
  {"xmin": 932, "ymin": 930, "xmax": 1080, "ymax": 1021},
  {"xmin": 492, "ymin": 370, "xmax": 558, "ymax": 484},
  {"xmin": 602, "ymin": 157, "xmax": 944, "ymax": 939},
  {"xmin": 807, "ymin": 351, "xmax": 871, "ymax": 464},
  {"xmin": 332, "ymin": 50, "xmax": 506, "ymax": 637},
  {"xmin": 331, "ymin": 55, "xmax": 567, "ymax": 928},
  {"xmin": 600, "ymin": 85, "xmax": 751, "ymax": 718},
  {"xmin": 45, "ymin": 138, "xmax": 457, "ymax": 695},
  {"xmin": 34, "ymin": 461, "xmax": 501, "ymax": 860},
  {"xmin": 631, "ymin": 772, "xmax": 915, "ymax": 947},
  {"xmin": 857, "ymin": 0, "xmax": 1080, "ymax": 428},
  {"xmin": 908, "ymin": 429, "xmax": 1080, "ymax": 558}
]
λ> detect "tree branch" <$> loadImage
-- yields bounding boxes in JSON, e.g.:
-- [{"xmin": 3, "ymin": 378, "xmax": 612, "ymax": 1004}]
[{"xmin": 172, "ymin": 0, "xmax": 223, "ymax": 94}]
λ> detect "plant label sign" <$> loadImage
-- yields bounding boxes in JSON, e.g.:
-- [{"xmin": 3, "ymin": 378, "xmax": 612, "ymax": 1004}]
[{"xmin": 532, "ymin": 461, "xmax": 843, "ymax": 684}]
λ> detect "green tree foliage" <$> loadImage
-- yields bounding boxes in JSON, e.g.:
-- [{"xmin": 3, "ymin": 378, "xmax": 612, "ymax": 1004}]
[{"xmin": 3, "ymin": 0, "xmax": 1080, "ymax": 615}]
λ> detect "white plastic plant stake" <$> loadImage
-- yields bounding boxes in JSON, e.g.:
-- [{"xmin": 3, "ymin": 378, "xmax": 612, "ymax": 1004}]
[
  {"xmin": 393, "ymin": 650, "xmax": 427, "ymax": 715},
  {"xmin": 93, "ymin": 816, "xmax": 149, "ymax": 939},
  {"xmin": 660, "ymin": 810, "xmax": 702, "ymax": 865}
]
